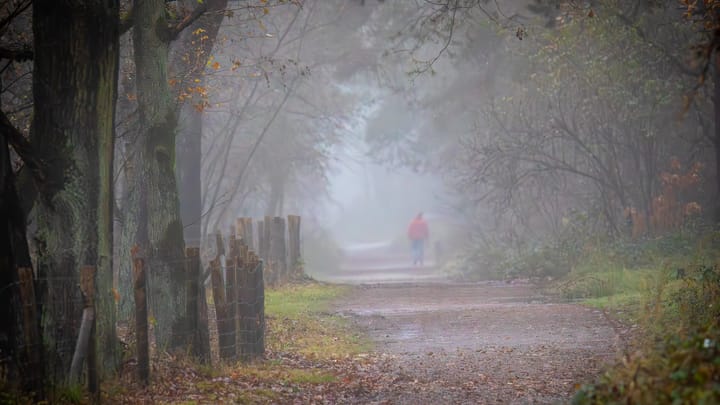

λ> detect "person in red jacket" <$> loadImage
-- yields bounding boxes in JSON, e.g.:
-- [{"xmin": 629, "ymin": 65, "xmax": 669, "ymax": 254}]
[{"xmin": 407, "ymin": 212, "xmax": 429, "ymax": 266}]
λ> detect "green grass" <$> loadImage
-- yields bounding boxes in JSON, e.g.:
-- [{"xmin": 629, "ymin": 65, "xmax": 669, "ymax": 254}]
[
  {"xmin": 583, "ymin": 291, "xmax": 644, "ymax": 310},
  {"xmin": 566, "ymin": 234, "xmax": 720, "ymax": 404},
  {"xmin": 235, "ymin": 366, "xmax": 336, "ymax": 384},
  {"xmin": 266, "ymin": 284, "xmax": 349, "ymax": 317},
  {"xmin": 265, "ymin": 283, "xmax": 372, "ymax": 359}
]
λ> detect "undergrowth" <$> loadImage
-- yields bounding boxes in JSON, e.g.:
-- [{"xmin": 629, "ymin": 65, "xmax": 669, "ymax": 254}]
[
  {"xmin": 565, "ymin": 232, "xmax": 720, "ymax": 404},
  {"xmin": 100, "ymin": 282, "xmax": 366, "ymax": 404}
]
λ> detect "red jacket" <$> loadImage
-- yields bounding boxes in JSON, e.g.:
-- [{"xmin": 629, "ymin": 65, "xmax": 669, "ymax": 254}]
[{"xmin": 407, "ymin": 218, "xmax": 429, "ymax": 240}]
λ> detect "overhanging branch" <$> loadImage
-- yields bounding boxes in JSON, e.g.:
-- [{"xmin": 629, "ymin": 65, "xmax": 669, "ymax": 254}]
[
  {"xmin": 0, "ymin": 110, "xmax": 45, "ymax": 184},
  {"xmin": 163, "ymin": 0, "xmax": 228, "ymax": 42}
]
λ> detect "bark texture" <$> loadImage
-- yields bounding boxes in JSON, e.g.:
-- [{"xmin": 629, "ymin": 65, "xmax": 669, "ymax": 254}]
[
  {"xmin": 0, "ymin": 120, "xmax": 36, "ymax": 391},
  {"xmin": 122, "ymin": 0, "xmax": 228, "ymax": 349},
  {"xmin": 32, "ymin": 0, "xmax": 119, "ymax": 380}
]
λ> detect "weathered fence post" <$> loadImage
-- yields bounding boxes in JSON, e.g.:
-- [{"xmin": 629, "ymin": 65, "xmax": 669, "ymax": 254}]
[
  {"xmin": 225, "ymin": 238, "xmax": 237, "ymax": 361},
  {"xmin": 17, "ymin": 267, "xmax": 43, "ymax": 393},
  {"xmin": 242, "ymin": 217, "xmax": 254, "ymax": 250},
  {"xmin": 132, "ymin": 246, "xmax": 149, "ymax": 386},
  {"xmin": 238, "ymin": 248, "xmax": 265, "ymax": 362},
  {"xmin": 287, "ymin": 215, "xmax": 302, "ymax": 278},
  {"xmin": 69, "ymin": 266, "xmax": 97, "ymax": 393},
  {"xmin": 235, "ymin": 217, "xmax": 255, "ymax": 250},
  {"xmin": 211, "ymin": 232, "xmax": 235, "ymax": 361},
  {"xmin": 254, "ymin": 256, "xmax": 265, "ymax": 357},
  {"xmin": 185, "ymin": 247, "xmax": 209, "ymax": 362},
  {"xmin": 257, "ymin": 220, "xmax": 265, "ymax": 260},
  {"xmin": 235, "ymin": 239, "xmax": 248, "ymax": 358},
  {"xmin": 262, "ymin": 216, "xmax": 272, "ymax": 284},
  {"xmin": 270, "ymin": 217, "xmax": 287, "ymax": 285}
]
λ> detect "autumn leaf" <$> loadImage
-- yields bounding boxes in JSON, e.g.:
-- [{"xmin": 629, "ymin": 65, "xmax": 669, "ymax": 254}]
[{"xmin": 212, "ymin": 61, "xmax": 220, "ymax": 70}]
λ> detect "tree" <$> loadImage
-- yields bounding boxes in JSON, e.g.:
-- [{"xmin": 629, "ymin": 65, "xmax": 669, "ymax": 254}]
[
  {"xmin": 0, "ymin": 0, "xmax": 36, "ymax": 391},
  {"xmin": 200, "ymin": 0, "xmax": 358, "ymax": 231},
  {"xmin": 31, "ymin": 0, "xmax": 120, "ymax": 381},
  {"xmin": 680, "ymin": 0, "xmax": 720, "ymax": 219}
]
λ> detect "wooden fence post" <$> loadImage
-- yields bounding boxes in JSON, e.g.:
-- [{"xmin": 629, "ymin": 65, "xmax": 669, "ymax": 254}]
[
  {"xmin": 234, "ymin": 239, "xmax": 247, "ymax": 356},
  {"xmin": 132, "ymin": 246, "xmax": 149, "ymax": 386},
  {"xmin": 17, "ymin": 267, "xmax": 42, "ymax": 393},
  {"xmin": 242, "ymin": 218, "xmax": 254, "ymax": 251},
  {"xmin": 257, "ymin": 220, "xmax": 265, "ymax": 260},
  {"xmin": 211, "ymin": 256, "xmax": 232, "ymax": 361},
  {"xmin": 211, "ymin": 232, "xmax": 236, "ymax": 362},
  {"xmin": 238, "ymin": 250, "xmax": 264, "ymax": 362},
  {"xmin": 241, "ymin": 252, "xmax": 250, "ymax": 361},
  {"xmin": 254, "ymin": 256, "xmax": 265, "ymax": 358},
  {"xmin": 69, "ymin": 266, "xmax": 97, "ymax": 393},
  {"xmin": 270, "ymin": 217, "xmax": 287, "ymax": 285},
  {"xmin": 287, "ymin": 215, "xmax": 302, "ymax": 278},
  {"xmin": 262, "ymin": 216, "xmax": 272, "ymax": 284},
  {"xmin": 185, "ymin": 247, "xmax": 209, "ymax": 362},
  {"xmin": 225, "ymin": 249, "xmax": 237, "ymax": 361}
]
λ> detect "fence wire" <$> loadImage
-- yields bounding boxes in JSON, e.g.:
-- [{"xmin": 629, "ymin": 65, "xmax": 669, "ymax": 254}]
[{"xmin": 3, "ymin": 215, "xmax": 301, "ymax": 398}]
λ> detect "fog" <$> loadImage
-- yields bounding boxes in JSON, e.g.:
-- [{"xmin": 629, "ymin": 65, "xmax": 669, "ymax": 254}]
[
  {"xmin": 189, "ymin": 0, "xmax": 715, "ymax": 281},
  {"xmin": 5, "ymin": 0, "xmax": 720, "ymax": 402}
]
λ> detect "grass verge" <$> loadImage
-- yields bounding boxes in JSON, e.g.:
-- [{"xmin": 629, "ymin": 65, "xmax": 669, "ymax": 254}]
[
  {"xmin": 552, "ymin": 235, "xmax": 720, "ymax": 404},
  {"xmin": 265, "ymin": 283, "xmax": 371, "ymax": 359},
  {"xmin": 102, "ymin": 281, "xmax": 371, "ymax": 404}
]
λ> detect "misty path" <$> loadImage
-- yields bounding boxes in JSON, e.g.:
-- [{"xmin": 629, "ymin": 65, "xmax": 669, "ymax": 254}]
[{"xmin": 330, "ymin": 270, "xmax": 623, "ymax": 404}]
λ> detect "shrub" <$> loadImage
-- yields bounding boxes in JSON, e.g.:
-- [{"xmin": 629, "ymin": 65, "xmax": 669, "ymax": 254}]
[{"xmin": 572, "ymin": 262, "xmax": 720, "ymax": 404}]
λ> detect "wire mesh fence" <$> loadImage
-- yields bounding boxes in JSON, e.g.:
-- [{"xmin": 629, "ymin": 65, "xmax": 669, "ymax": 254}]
[
  {"xmin": 1, "ymin": 215, "xmax": 300, "ymax": 399},
  {"xmin": 210, "ymin": 233, "xmax": 265, "ymax": 363},
  {"xmin": 0, "ymin": 269, "xmax": 93, "ymax": 398}
]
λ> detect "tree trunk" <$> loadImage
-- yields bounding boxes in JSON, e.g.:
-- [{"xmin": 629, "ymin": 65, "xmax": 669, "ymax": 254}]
[
  {"xmin": 0, "ymin": 125, "xmax": 38, "ymax": 393},
  {"xmin": 178, "ymin": 105, "xmax": 203, "ymax": 247},
  {"xmin": 714, "ymin": 56, "xmax": 720, "ymax": 222},
  {"xmin": 132, "ymin": 0, "xmax": 187, "ymax": 350},
  {"xmin": 32, "ymin": 0, "xmax": 119, "ymax": 380},
  {"xmin": 174, "ymin": 0, "xmax": 228, "ymax": 247},
  {"xmin": 121, "ymin": 0, "xmax": 228, "ymax": 350}
]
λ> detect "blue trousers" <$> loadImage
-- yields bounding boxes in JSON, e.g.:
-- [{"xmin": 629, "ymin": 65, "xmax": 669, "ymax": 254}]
[{"xmin": 411, "ymin": 239, "xmax": 425, "ymax": 264}]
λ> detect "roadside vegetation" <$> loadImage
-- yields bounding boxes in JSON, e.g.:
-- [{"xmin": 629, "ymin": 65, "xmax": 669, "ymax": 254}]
[
  {"xmin": 446, "ymin": 225, "xmax": 720, "ymax": 404},
  {"xmin": 569, "ymin": 233, "xmax": 720, "ymax": 404},
  {"xmin": 102, "ymin": 282, "xmax": 375, "ymax": 404}
]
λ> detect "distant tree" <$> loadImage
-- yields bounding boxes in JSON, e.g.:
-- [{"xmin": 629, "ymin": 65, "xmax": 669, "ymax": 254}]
[
  {"xmin": 201, "ymin": 0, "xmax": 354, "ymax": 231},
  {"xmin": 680, "ymin": 0, "xmax": 720, "ymax": 219}
]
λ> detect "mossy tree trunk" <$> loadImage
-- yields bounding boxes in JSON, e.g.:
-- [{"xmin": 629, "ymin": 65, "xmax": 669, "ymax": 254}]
[
  {"xmin": 714, "ymin": 58, "xmax": 720, "ymax": 222},
  {"xmin": 31, "ymin": 0, "xmax": 119, "ymax": 380},
  {"xmin": 119, "ymin": 0, "xmax": 228, "ymax": 350},
  {"xmin": 131, "ymin": 0, "xmax": 187, "ymax": 350}
]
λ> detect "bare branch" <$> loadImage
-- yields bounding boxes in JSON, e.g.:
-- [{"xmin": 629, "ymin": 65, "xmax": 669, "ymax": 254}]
[{"xmin": 0, "ymin": 109, "xmax": 45, "ymax": 184}]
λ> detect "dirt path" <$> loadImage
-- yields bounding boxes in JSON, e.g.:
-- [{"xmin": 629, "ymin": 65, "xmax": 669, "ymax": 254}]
[{"xmin": 329, "ymin": 269, "xmax": 623, "ymax": 404}]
